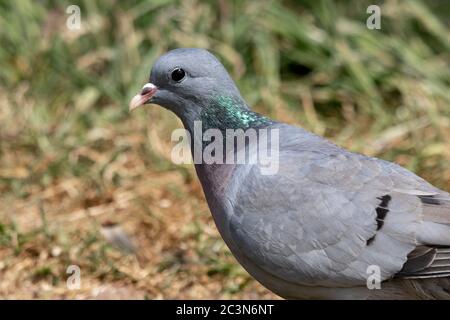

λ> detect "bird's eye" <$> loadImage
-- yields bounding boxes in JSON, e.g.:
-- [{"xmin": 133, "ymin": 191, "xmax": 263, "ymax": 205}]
[{"xmin": 171, "ymin": 68, "xmax": 186, "ymax": 82}]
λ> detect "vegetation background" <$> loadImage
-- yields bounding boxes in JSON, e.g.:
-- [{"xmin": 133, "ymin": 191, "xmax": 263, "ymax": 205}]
[{"xmin": 0, "ymin": 0, "xmax": 449, "ymax": 299}]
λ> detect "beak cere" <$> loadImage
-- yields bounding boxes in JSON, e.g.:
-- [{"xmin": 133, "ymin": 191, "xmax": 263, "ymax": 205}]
[{"xmin": 129, "ymin": 83, "xmax": 158, "ymax": 111}]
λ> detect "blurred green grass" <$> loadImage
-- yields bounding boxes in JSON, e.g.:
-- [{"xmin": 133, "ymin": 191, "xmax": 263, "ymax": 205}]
[{"xmin": 0, "ymin": 0, "xmax": 449, "ymax": 299}]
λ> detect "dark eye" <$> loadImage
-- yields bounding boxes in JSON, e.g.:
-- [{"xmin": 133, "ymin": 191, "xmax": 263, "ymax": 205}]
[{"xmin": 171, "ymin": 68, "xmax": 186, "ymax": 82}]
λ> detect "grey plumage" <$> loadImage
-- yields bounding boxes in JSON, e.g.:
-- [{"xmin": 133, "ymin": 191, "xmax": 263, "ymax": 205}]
[{"xmin": 130, "ymin": 48, "xmax": 450, "ymax": 299}]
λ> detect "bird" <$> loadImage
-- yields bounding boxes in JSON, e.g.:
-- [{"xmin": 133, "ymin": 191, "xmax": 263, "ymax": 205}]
[{"xmin": 129, "ymin": 48, "xmax": 450, "ymax": 299}]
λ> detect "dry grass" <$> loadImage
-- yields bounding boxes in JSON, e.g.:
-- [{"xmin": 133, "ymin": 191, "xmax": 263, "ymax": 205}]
[
  {"xmin": 0, "ymin": 170, "xmax": 276, "ymax": 299},
  {"xmin": 0, "ymin": 99, "xmax": 277, "ymax": 298}
]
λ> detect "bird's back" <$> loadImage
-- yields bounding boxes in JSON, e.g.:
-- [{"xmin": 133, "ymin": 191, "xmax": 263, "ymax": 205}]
[{"xmin": 202, "ymin": 123, "xmax": 450, "ymax": 299}]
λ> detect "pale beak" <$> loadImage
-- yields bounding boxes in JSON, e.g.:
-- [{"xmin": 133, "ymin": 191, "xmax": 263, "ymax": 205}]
[{"xmin": 129, "ymin": 83, "xmax": 158, "ymax": 111}]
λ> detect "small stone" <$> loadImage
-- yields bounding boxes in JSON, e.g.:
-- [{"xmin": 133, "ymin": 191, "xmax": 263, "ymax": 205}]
[
  {"xmin": 159, "ymin": 199, "xmax": 172, "ymax": 208},
  {"xmin": 51, "ymin": 246, "xmax": 62, "ymax": 257}
]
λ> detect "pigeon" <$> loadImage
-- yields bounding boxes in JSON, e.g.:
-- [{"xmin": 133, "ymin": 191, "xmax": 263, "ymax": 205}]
[{"xmin": 130, "ymin": 48, "xmax": 450, "ymax": 299}]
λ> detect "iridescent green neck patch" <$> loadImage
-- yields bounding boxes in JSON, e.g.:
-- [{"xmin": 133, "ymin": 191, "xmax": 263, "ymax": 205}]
[{"xmin": 200, "ymin": 96, "xmax": 273, "ymax": 131}]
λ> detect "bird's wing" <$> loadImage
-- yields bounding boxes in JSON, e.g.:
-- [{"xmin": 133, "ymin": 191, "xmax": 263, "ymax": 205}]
[
  {"xmin": 396, "ymin": 192, "xmax": 450, "ymax": 279},
  {"xmin": 226, "ymin": 125, "xmax": 450, "ymax": 287},
  {"xmin": 397, "ymin": 246, "xmax": 450, "ymax": 278}
]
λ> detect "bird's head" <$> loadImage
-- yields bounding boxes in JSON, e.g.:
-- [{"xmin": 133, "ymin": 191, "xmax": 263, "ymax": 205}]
[{"xmin": 129, "ymin": 48, "xmax": 246, "ymax": 124}]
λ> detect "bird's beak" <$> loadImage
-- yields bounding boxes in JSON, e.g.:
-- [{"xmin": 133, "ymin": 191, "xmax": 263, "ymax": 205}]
[{"xmin": 129, "ymin": 83, "xmax": 158, "ymax": 111}]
